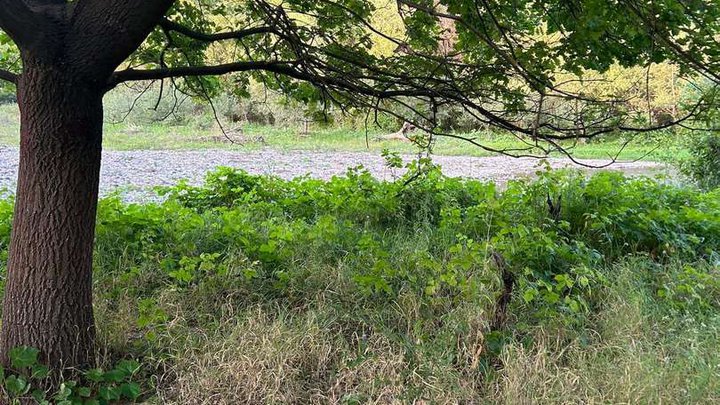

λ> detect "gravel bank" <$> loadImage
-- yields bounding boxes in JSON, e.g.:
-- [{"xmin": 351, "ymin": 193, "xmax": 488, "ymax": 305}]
[{"xmin": 0, "ymin": 147, "xmax": 668, "ymax": 202}]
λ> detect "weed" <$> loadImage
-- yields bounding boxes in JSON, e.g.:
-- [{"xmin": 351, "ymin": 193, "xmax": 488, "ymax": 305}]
[{"xmin": 0, "ymin": 166, "xmax": 718, "ymax": 403}]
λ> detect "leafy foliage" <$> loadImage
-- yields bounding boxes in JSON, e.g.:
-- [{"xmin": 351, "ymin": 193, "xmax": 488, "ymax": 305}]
[
  {"xmin": 83, "ymin": 164, "xmax": 720, "ymax": 335},
  {"xmin": 0, "ymin": 347, "xmax": 142, "ymax": 404},
  {"xmin": 3, "ymin": 0, "xmax": 719, "ymax": 145},
  {"xmin": 680, "ymin": 133, "xmax": 720, "ymax": 190},
  {"xmin": 1, "ymin": 165, "xmax": 719, "ymax": 401}
]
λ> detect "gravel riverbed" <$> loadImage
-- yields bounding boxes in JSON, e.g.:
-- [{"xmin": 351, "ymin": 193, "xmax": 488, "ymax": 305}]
[{"xmin": 0, "ymin": 147, "xmax": 668, "ymax": 202}]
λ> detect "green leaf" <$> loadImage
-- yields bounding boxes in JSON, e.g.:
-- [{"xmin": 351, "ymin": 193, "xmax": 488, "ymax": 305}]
[
  {"xmin": 120, "ymin": 382, "xmax": 141, "ymax": 400},
  {"xmin": 522, "ymin": 288, "xmax": 537, "ymax": 303},
  {"xmin": 4, "ymin": 375, "xmax": 28, "ymax": 396},
  {"xmin": 31, "ymin": 388, "xmax": 46, "ymax": 402},
  {"xmin": 53, "ymin": 382, "xmax": 73, "ymax": 401},
  {"xmin": 544, "ymin": 291, "xmax": 561, "ymax": 304},
  {"xmin": 9, "ymin": 346, "xmax": 40, "ymax": 369},
  {"xmin": 85, "ymin": 368, "xmax": 104, "ymax": 383},
  {"xmin": 74, "ymin": 386, "xmax": 92, "ymax": 397},
  {"xmin": 578, "ymin": 275, "xmax": 590, "ymax": 288},
  {"xmin": 31, "ymin": 364, "xmax": 49, "ymax": 379},
  {"xmin": 102, "ymin": 369, "xmax": 127, "ymax": 383},
  {"xmin": 98, "ymin": 385, "xmax": 121, "ymax": 401},
  {"xmin": 566, "ymin": 298, "xmax": 581, "ymax": 313},
  {"xmin": 115, "ymin": 360, "xmax": 140, "ymax": 376}
]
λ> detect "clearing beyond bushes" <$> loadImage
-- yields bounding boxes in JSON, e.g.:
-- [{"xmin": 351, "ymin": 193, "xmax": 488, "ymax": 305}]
[
  {"xmin": 0, "ymin": 163, "xmax": 718, "ymax": 403},
  {"xmin": 0, "ymin": 146, "xmax": 667, "ymax": 201}
]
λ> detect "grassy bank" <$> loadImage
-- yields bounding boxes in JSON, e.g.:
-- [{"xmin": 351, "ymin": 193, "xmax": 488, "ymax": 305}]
[
  {"xmin": 0, "ymin": 102, "xmax": 683, "ymax": 162},
  {"xmin": 1, "ymin": 164, "xmax": 717, "ymax": 403}
]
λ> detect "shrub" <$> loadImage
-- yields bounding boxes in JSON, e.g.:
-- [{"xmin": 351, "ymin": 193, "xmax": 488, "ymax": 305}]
[
  {"xmin": 1, "ymin": 165, "xmax": 719, "ymax": 402},
  {"xmin": 680, "ymin": 133, "xmax": 720, "ymax": 190}
]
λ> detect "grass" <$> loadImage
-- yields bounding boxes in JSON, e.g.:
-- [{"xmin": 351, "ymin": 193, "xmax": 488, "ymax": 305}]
[
  {"xmin": 92, "ymin": 258, "xmax": 719, "ymax": 404},
  {"xmin": 3, "ymin": 167, "xmax": 716, "ymax": 403},
  {"xmin": 495, "ymin": 258, "xmax": 720, "ymax": 404},
  {"xmin": 0, "ymin": 102, "xmax": 685, "ymax": 162}
]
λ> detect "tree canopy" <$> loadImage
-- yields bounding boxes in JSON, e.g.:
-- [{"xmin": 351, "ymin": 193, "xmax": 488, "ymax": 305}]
[{"xmin": 1, "ymin": 0, "xmax": 717, "ymax": 158}]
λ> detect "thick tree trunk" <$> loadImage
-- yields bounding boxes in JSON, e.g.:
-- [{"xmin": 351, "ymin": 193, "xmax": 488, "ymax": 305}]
[{"xmin": 0, "ymin": 63, "xmax": 103, "ymax": 371}]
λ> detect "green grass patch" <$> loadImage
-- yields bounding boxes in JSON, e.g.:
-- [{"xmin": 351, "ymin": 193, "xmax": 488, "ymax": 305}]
[
  {"xmin": 1, "ymin": 164, "xmax": 717, "ymax": 402},
  {"xmin": 0, "ymin": 101, "xmax": 685, "ymax": 162}
]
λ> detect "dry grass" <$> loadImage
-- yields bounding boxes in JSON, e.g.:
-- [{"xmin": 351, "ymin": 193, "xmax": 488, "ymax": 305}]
[
  {"xmin": 490, "ymin": 268, "xmax": 720, "ymax": 405},
  {"xmin": 84, "ymin": 258, "xmax": 720, "ymax": 404},
  {"xmin": 144, "ymin": 300, "xmax": 492, "ymax": 404},
  {"xmin": 158, "ymin": 308, "xmax": 339, "ymax": 404}
]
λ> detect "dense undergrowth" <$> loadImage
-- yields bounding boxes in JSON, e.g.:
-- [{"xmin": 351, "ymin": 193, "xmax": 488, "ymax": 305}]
[{"xmin": 0, "ymin": 163, "xmax": 719, "ymax": 403}]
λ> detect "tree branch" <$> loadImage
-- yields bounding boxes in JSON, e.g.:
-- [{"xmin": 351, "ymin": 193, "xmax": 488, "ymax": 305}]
[
  {"xmin": 0, "ymin": 69, "xmax": 17, "ymax": 84},
  {"xmin": 110, "ymin": 60, "xmax": 436, "ymax": 101},
  {"xmin": 159, "ymin": 18, "xmax": 277, "ymax": 42},
  {"xmin": 28, "ymin": 0, "xmax": 66, "ymax": 4},
  {"xmin": 67, "ymin": 0, "xmax": 175, "ymax": 83},
  {"xmin": 111, "ymin": 61, "xmax": 299, "ymax": 85},
  {"xmin": 0, "ymin": 0, "xmax": 39, "ymax": 46}
]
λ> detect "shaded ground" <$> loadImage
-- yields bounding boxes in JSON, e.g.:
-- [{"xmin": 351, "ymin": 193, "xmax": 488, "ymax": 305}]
[{"xmin": 0, "ymin": 147, "xmax": 669, "ymax": 201}]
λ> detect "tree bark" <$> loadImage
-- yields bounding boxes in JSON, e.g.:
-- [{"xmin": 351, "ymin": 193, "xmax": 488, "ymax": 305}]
[{"xmin": 0, "ymin": 62, "xmax": 103, "ymax": 371}]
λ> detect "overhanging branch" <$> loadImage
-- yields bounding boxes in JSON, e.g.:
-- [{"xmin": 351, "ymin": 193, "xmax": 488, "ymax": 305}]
[
  {"xmin": 0, "ymin": 69, "xmax": 17, "ymax": 84},
  {"xmin": 110, "ymin": 60, "xmax": 301, "ymax": 85},
  {"xmin": 159, "ymin": 18, "xmax": 277, "ymax": 42},
  {"xmin": 110, "ymin": 60, "xmax": 434, "ymax": 100}
]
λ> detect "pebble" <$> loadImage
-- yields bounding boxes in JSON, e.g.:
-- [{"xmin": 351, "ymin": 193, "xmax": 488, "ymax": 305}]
[{"xmin": 0, "ymin": 147, "xmax": 668, "ymax": 203}]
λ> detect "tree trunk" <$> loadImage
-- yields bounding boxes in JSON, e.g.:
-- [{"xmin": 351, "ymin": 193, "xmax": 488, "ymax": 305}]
[{"xmin": 0, "ymin": 63, "xmax": 103, "ymax": 371}]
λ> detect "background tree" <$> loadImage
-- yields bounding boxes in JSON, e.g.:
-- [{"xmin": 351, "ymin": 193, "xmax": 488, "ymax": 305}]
[{"xmin": 0, "ymin": 0, "xmax": 717, "ymax": 376}]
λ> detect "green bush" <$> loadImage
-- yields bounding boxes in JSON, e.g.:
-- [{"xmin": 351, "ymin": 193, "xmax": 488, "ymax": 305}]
[
  {"xmin": 130, "ymin": 165, "xmax": 720, "ymax": 322},
  {"xmin": 0, "ymin": 166, "xmax": 719, "ymax": 402},
  {"xmin": 680, "ymin": 133, "xmax": 720, "ymax": 190}
]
